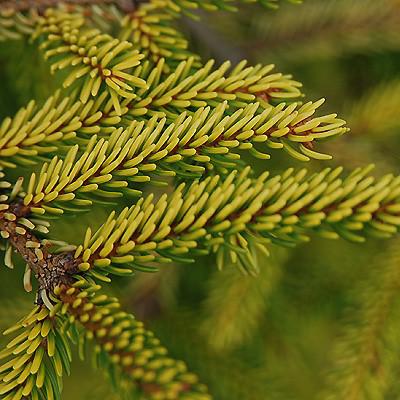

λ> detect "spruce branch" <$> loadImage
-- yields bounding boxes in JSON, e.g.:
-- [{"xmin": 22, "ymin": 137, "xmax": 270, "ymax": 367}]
[
  {"xmin": 34, "ymin": 8, "xmax": 147, "ymax": 115},
  {"xmin": 0, "ymin": 37, "xmax": 307, "ymax": 164},
  {"xmin": 123, "ymin": 58, "xmax": 303, "ymax": 121},
  {"xmin": 70, "ymin": 165, "xmax": 400, "ymax": 280},
  {"xmin": 53, "ymin": 281, "xmax": 210, "ymax": 399},
  {"xmin": 20, "ymin": 101, "xmax": 347, "ymax": 218},
  {"xmin": 0, "ymin": 89, "xmax": 131, "ymax": 168},
  {"xmin": 0, "ymin": 1, "xmax": 396, "ymax": 399},
  {"xmin": 0, "ymin": 55, "xmax": 306, "ymax": 169},
  {"xmin": 0, "ymin": 306, "xmax": 72, "ymax": 400},
  {"xmin": 118, "ymin": 1, "xmax": 198, "ymax": 70},
  {"xmin": 0, "ymin": 169, "xmax": 79, "ymax": 300},
  {"xmin": 0, "ymin": 0, "xmax": 297, "ymax": 14},
  {"xmin": 0, "ymin": 199, "xmax": 79, "ymax": 301},
  {"xmin": 0, "ymin": 92, "xmax": 83, "ymax": 168},
  {"xmin": 0, "ymin": 0, "xmax": 133, "ymax": 41},
  {"xmin": 151, "ymin": 0, "xmax": 301, "ymax": 14},
  {"xmin": 0, "ymin": 0, "xmax": 299, "ymax": 45},
  {"xmin": 0, "ymin": 0, "xmax": 132, "ymax": 13}
]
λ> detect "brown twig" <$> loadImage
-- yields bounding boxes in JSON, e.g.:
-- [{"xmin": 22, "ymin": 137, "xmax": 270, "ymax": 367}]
[{"xmin": 0, "ymin": 201, "xmax": 78, "ymax": 302}]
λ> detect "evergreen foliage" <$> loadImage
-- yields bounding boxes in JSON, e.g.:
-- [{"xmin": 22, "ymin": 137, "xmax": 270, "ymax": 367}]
[{"xmin": 0, "ymin": 0, "xmax": 399, "ymax": 399}]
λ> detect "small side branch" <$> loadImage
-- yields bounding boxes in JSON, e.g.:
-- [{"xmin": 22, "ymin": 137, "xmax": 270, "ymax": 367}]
[{"xmin": 0, "ymin": 201, "xmax": 79, "ymax": 304}]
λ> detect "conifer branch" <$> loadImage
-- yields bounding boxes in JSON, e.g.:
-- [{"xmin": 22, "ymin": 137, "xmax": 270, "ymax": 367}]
[
  {"xmin": 0, "ymin": 55, "xmax": 306, "ymax": 169},
  {"xmin": 152, "ymin": 0, "xmax": 301, "ymax": 14},
  {"xmin": 0, "ymin": 0, "xmax": 130, "ymax": 13},
  {"xmin": 123, "ymin": 58, "xmax": 303, "ymax": 121},
  {"xmin": 0, "ymin": 306, "xmax": 72, "ymax": 400},
  {"xmin": 69, "ymin": 165, "xmax": 400, "ymax": 279},
  {"xmin": 0, "ymin": 199, "xmax": 78, "ymax": 300},
  {"xmin": 19, "ymin": 102, "xmax": 346, "ymax": 218},
  {"xmin": 0, "ymin": 169, "xmax": 79, "ymax": 299},
  {"xmin": 0, "ymin": 92, "xmax": 83, "ymax": 168},
  {"xmin": 0, "ymin": 89, "xmax": 128, "ymax": 168},
  {"xmin": 0, "ymin": 1, "xmax": 397, "ymax": 398},
  {"xmin": 0, "ymin": 0, "xmax": 132, "ymax": 41},
  {"xmin": 53, "ymin": 281, "xmax": 211, "ymax": 399},
  {"xmin": 0, "ymin": 0, "xmax": 299, "ymax": 43},
  {"xmin": 0, "ymin": 0, "xmax": 298, "ymax": 14},
  {"xmin": 118, "ymin": 1, "xmax": 198, "ymax": 70},
  {"xmin": 34, "ymin": 8, "xmax": 147, "ymax": 114}
]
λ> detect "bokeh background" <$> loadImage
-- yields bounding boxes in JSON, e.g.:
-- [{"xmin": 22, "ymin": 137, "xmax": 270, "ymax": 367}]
[{"xmin": 1, "ymin": 0, "xmax": 400, "ymax": 398}]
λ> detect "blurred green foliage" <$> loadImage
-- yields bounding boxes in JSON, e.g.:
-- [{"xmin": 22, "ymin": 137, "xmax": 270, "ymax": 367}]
[{"xmin": 2, "ymin": 0, "xmax": 400, "ymax": 398}]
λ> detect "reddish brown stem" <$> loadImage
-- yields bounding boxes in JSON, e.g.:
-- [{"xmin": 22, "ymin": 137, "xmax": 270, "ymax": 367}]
[{"xmin": 0, "ymin": 201, "xmax": 78, "ymax": 298}]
